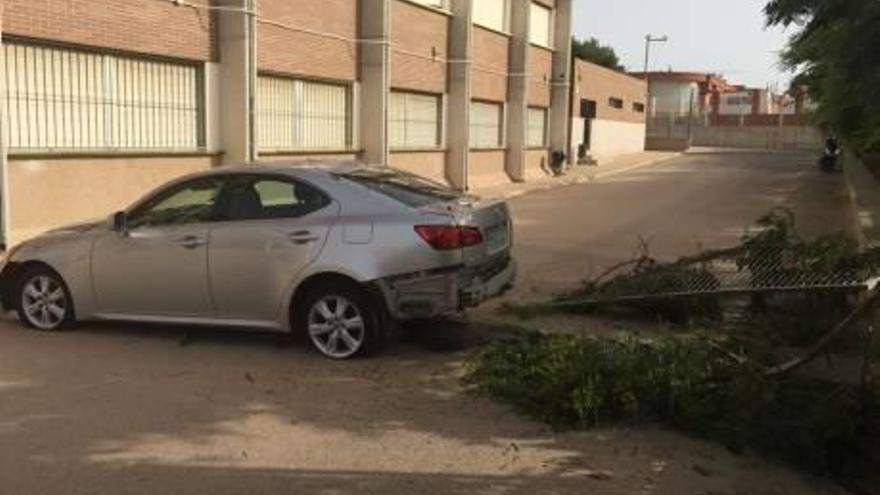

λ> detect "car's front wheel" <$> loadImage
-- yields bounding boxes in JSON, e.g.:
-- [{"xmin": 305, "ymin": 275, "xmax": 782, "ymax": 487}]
[
  {"xmin": 298, "ymin": 281, "xmax": 380, "ymax": 359},
  {"xmin": 15, "ymin": 266, "xmax": 74, "ymax": 331}
]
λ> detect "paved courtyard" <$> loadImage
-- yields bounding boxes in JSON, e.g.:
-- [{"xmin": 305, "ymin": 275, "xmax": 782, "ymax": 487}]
[{"xmin": 0, "ymin": 149, "xmax": 853, "ymax": 495}]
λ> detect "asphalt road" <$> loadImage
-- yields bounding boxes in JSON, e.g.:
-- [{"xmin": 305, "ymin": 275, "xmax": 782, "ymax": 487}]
[
  {"xmin": 507, "ymin": 149, "xmax": 855, "ymax": 299},
  {"xmin": 0, "ymin": 149, "xmax": 852, "ymax": 495}
]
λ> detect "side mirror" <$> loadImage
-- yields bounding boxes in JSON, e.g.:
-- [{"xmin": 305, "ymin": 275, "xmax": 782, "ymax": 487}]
[{"xmin": 111, "ymin": 211, "xmax": 128, "ymax": 233}]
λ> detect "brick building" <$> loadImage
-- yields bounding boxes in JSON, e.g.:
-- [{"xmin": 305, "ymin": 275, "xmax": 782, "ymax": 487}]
[
  {"xmin": 0, "ymin": 0, "xmax": 573, "ymax": 245},
  {"xmin": 570, "ymin": 58, "xmax": 647, "ymax": 163}
]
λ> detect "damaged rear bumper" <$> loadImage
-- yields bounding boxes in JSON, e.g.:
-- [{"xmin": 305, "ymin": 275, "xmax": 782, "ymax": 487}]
[{"xmin": 376, "ymin": 256, "xmax": 516, "ymax": 320}]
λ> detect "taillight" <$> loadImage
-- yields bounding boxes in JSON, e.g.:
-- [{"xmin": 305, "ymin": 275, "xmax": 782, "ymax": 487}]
[{"xmin": 414, "ymin": 225, "xmax": 484, "ymax": 250}]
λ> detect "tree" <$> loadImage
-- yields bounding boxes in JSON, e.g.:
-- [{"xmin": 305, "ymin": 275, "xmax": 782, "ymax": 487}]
[
  {"xmin": 765, "ymin": 0, "xmax": 880, "ymax": 154},
  {"xmin": 571, "ymin": 37, "xmax": 625, "ymax": 72}
]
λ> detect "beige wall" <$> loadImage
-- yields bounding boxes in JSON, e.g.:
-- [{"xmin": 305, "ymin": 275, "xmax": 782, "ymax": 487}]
[
  {"xmin": 691, "ymin": 125, "xmax": 824, "ymax": 151},
  {"xmin": 389, "ymin": 151, "xmax": 448, "ymax": 184},
  {"xmin": 257, "ymin": 153, "xmax": 358, "ymax": 163},
  {"xmin": 468, "ymin": 150, "xmax": 511, "ymax": 188},
  {"xmin": 7, "ymin": 156, "xmax": 217, "ymax": 245},
  {"xmin": 525, "ymin": 148, "xmax": 551, "ymax": 180},
  {"xmin": 586, "ymin": 119, "xmax": 646, "ymax": 161}
]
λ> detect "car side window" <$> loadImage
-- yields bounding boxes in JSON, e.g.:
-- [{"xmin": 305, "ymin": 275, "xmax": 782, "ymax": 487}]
[
  {"xmin": 222, "ymin": 177, "xmax": 330, "ymax": 221},
  {"xmin": 128, "ymin": 178, "xmax": 224, "ymax": 229}
]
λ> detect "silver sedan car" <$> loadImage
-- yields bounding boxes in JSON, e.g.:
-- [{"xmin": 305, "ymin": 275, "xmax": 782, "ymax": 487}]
[{"xmin": 0, "ymin": 163, "xmax": 515, "ymax": 359}]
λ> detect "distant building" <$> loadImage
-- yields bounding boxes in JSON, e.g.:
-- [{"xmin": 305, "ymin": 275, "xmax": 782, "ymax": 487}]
[
  {"xmin": 629, "ymin": 71, "xmax": 733, "ymax": 116},
  {"xmin": 717, "ymin": 87, "xmax": 781, "ymax": 116}
]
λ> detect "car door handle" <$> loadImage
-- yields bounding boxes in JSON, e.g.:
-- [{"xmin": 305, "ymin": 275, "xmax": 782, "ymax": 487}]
[
  {"xmin": 288, "ymin": 231, "xmax": 319, "ymax": 245},
  {"xmin": 177, "ymin": 236, "xmax": 206, "ymax": 250}
]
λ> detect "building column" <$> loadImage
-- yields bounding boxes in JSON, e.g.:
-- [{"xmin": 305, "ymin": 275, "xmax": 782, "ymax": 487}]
[
  {"xmin": 446, "ymin": 0, "xmax": 473, "ymax": 191},
  {"xmin": 549, "ymin": 0, "xmax": 572, "ymax": 167},
  {"xmin": 505, "ymin": 0, "xmax": 531, "ymax": 182},
  {"xmin": 216, "ymin": 0, "xmax": 257, "ymax": 165},
  {"xmin": 0, "ymin": 6, "xmax": 10, "ymax": 247},
  {"xmin": 358, "ymin": 0, "xmax": 390, "ymax": 167}
]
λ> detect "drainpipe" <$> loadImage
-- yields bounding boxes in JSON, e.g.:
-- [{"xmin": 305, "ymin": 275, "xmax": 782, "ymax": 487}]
[{"xmin": 246, "ymin": 0, "xmax": 257, "ymax": 162}]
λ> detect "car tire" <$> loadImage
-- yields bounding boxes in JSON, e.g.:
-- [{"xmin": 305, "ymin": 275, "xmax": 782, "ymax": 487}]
[
  {"xmin": 15, "ymin": 265, "xmax": 75, "ymax": 331},
  {"xmin": 296, "ymin": 280, "xmax": 382, "ymax": 359}
]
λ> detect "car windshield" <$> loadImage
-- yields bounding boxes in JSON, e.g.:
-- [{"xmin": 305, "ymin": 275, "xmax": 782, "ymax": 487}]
[{"xmin": 336, "ymin": 168, "xmax": 461, "ymax": 208}]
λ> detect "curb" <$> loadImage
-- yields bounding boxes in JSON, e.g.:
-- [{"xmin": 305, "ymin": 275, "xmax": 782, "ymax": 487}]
[
  {"xmin": 592, "ymin": 152, "xmax": 683, "ymax": 181},
  {"xmin": 481, "ymin": 152, "xmax": 682, "ymax": 200},
  {"xmin": 842, "ymin": 151, "xmax": 880, "ymax": 249}
]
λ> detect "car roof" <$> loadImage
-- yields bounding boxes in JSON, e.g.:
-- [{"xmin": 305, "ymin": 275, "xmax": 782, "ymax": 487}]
[{"xmin": 181, "ymin": 160, "xmax": 369, "ymax": 182}]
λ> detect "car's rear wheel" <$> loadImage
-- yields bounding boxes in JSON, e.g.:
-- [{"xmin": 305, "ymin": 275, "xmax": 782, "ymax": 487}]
[
  {"xmin": 298, "ymin": 281, "xmax": 380, "ymax": 359},
  {"xmin": 15, "ymin": 266, "xmax": 74, "ymax": 331}
]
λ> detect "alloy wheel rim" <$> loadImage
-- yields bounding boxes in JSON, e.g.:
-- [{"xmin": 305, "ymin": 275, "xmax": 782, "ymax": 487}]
[
  {"xmin": 21, "ymin": 275, "xmax": 67, "ymax": 330},
  {"xmin": 307, "ymin": 295, "xmax": 365, "ymax": 359}
]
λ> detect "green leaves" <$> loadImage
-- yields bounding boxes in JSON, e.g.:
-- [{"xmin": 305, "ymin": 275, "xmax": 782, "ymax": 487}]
[
  {"xmin": 468, "ymin": 332, "xmax": 879, "ymax": 478},
  {"xmin": 571, "ymin": 37, "xmax": 625, "ymax": 72},
  {"xmin": 765, "ymin": 0, "xmax": 880, "ymax": 153}
]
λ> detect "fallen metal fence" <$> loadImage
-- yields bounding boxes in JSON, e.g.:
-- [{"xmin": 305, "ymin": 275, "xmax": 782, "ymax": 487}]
[{"xmin": 552, "ymin": 245, "xmax": 876, "ymax": 308}]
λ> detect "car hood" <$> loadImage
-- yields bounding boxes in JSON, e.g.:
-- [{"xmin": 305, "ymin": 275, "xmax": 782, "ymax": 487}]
[{"xmin": 44, "ymin": 219, "xmax": 105, "ymax": 237}]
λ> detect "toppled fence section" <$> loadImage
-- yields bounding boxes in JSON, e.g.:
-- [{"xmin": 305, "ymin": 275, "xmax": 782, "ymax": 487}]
[{"xmin": 553, "ymin": 210, "xmax": 880, "ymax": 313}]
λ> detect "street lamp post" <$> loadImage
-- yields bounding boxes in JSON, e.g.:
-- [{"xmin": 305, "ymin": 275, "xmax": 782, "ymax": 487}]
[
  {"xmin": 643, "ymin": 34, "xmax": 668, "ymax": 117},
  {"xmin": 643, "ymin": 34, "xmax": 669, "ymax": 74}
]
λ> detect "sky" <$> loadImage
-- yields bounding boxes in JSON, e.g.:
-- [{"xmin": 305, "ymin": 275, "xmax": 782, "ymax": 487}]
[{"xmin": 572, "ymin": 0, "xmax": 793, "ymax": 90}]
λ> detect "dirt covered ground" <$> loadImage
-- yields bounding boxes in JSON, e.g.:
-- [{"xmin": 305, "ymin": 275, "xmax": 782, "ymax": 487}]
[{"xmin": 0, "ymin": 317, "xmax": 848, "ymax": 495}]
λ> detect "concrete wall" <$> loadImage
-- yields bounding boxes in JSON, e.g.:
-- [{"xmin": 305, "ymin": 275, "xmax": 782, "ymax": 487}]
[
  {"xmin": 691, "ymin": 125, "xmax": 824, "ymax": 151},
  {"xmin": 469, "ymin": 150, "xmax": 510, "ymax": 188},
  {"xmin": 6, "ymin": 156, "xmax": 217, "ymax": 245},
  {"xmin": 258, "ymin": 153, "xmax": 358, "ymax": 163},
  {"xmin": 645, "ymin": 137, "xmax": 690, "ymax": 152},
  {"xmin": 525, "ymin": 148, "xmax": 551, "ymax": 180},
  {"xmin": 389, "ymin": 151, "xmax": 447, "ymax": 184},
  {"xmin": 587, "ymin": 119, "xmax": 647, "ymax": 161}
]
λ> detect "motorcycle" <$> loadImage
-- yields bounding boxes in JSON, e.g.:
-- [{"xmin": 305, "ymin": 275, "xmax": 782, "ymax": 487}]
[{"xmin": 819, "ymin": 138, "xmax": 841, "ymax": 172}]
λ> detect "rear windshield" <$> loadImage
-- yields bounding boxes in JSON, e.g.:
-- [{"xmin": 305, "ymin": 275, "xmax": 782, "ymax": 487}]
[{"xmin": 335, "ymin": 169, "xmax": 461, "ymax": 208}]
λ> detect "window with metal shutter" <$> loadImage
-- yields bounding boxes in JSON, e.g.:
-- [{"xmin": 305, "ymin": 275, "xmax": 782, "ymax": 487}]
[
  {"xmin": 473, "ymin": 0, "xmax": 509, "ymax": 32},
  {"xmin": 257, "ymin": 75, "xmax": 351, "ymax": 152},
  {"xmin": 389, "ymin": 91, "xmax": 442, "ymax": 150},
  {"xmin": 470, "ymin": 100, "xmax": 504, "ymax": 149},
  {"xmin": 2, "ymin": 42, "xmax": 202, "ymax": 152},
  {"xmin": 409, "ymin": 0, "xmax": 448, "ymax": 9},
  {"xmin": 529, "ymin": 2, "xmax": 553, "ymax": 47},
  {"xmin": 527, "ymin": 107, "xmax": 547, "ymax": 147}
]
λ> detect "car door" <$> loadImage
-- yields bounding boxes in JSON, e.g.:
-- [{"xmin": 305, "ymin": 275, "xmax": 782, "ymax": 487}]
[
  {"xmin": 209, "ymin": 175, "xmax": 339, "ymax": 322},
  {"xmin": 91, "ymin": 176, "xmax": 225, "ymax": 317}
]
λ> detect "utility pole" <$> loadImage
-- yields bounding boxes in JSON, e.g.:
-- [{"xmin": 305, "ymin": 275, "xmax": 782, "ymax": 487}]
[{"xmin": 642, "ymin": 34, "xmax": 668, "ymax": 117}]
